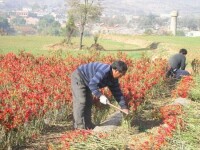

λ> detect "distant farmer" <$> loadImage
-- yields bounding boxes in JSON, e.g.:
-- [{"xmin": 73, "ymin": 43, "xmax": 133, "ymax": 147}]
[
  {"xmin": 166, "ymin": 48, "xmax": 190, "ymax": 79},
  {"xmin": 71, "ymin": 61, "xmax": 129, "ymax": 129}
]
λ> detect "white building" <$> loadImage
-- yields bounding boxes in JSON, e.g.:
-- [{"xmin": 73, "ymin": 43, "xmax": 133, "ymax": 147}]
[{"xmin": 186, "ymin": 31, "xmax": 200, "ymax": 37}]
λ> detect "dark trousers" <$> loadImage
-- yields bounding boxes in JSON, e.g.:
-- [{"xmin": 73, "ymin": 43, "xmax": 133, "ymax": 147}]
[
  {"xmin": 71, "ymin": 69, "xmax": 93, "ymax": 129},
  {"xmin": 166, "ymin": 68, "xmax": 176, "ymax": 78},
  {"xmin": 166, "ymin": 68, "xmax": 190, "ymax": 79},
  {"xmin": 175, "ymin": 69, "xmax": 190, "ymax": 79}
]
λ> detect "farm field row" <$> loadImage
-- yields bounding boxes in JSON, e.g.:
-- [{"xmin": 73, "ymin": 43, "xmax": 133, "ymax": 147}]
[{"xmin": 0, "ymin": 35, "xmax": 199, "ymax": 149}]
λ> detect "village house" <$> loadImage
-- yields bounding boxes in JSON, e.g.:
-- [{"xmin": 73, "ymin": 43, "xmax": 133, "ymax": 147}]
[{"xmin": 25, "ymin": 17, "xmax": 39, "ymax": 25}]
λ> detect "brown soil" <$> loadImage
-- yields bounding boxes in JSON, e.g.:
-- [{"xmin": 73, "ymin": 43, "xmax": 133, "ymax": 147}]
[
  {"xmin": 101, "ymin": 34, "xmax": 151, "ymax": 48},
  {"xmin": 89, "ymin": 43, "xmax": 105, "ymax": 51},
  {"xmin": 44, "ymin": 42, "xmax": 80, "ymax": 51}
]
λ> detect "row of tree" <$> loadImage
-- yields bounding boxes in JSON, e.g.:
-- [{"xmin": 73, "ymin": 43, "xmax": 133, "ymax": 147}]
[
  {"xmin": 0, "ymin": 15, "xmax": 62, "ymax": 36},
  {"xmin": 0, "ymin": 0, "xmax": 102, "ymax": 49}
]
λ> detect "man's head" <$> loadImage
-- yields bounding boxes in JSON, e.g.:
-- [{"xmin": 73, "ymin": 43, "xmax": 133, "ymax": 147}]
[
  {"xmin": 111, "ymin": 60, "xmax": 128, "ymax": 79},
  {"xmin": 179, "ymin": 48, "xmax": 187, "ymax": 55}
]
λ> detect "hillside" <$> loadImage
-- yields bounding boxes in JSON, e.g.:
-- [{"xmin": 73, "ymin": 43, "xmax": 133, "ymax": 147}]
[
  {"xmin": 2, "ymin": 0, "xmax": 200, "ymax": 16},
  {"xmin": 102, "ymin": 0, "xmax": 200, "ymax": 16}
]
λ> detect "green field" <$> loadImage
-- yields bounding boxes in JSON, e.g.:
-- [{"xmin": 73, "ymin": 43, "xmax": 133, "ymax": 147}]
[
  {"xmin": 0, "ymin": 36, "xmax": 143, "ymax": 58},
  {"xmin": 114, "ymin": 34, "xmax": 200, "ymax": 49},
  {"xmin": 139, "ymin": 35, "xmax": 200, "ymax": 49},
  {"xmin": 100, "ymin": 34, "xmax": 200, "ymax": 61},
  {"xmin": 0, "ymin": 35, "xmax": 200, "ymax": 60},
  {"xmin": 0, "ymin": 36, "xmax": 60, "ymax": 52}
]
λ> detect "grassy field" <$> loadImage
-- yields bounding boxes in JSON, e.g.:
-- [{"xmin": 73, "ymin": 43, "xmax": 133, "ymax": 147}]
[
  {"xmin": 100, "ymin": 34, "xmax": 200, "ymax": 63},
  {"xmin": 0, "ymin": 35, "xmax": 142, "ymax": 58},
  {"xmin": 0, "ymin": 34, "xmax": 200, "ymax": 61},
  {"xmin": 137, "ymin": 35, "xmax": 200, "ymax": 60},
  {"xmin": 139, "ymin": 35, "xmax": 200, "ymax": 50},
  {"xmin": 0, "ymin": 36, "xmax": 62, "ymax": 55},
  {"xmin": 107, "ymin": 34, "xmax": 200, "ymax": 50}
]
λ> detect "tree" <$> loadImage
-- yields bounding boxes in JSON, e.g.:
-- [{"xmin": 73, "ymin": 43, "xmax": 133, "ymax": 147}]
[
  {"xmin": 66, "ymin": 0, "xmax": 102, "ymax": 49},
  {"xmin": 32, "ymin": 3, "xmax": 41, "ymax": 11},
  {"xmin": 38, "ymin": 15, "xmax": 61, "ymax": 35},
  {"xmin": 11, "ymin": 16, "xmax": 26, "ymax": 26},
  {"xmin": 0, "ymin": 17, "xmax": 13, "ymax": 35},
  {"xmin": 65, "ymin": 13, "xmax": 77, "ymax": 44},
  {"xmin": 139, "ymin": 14, "xmax": 157, "ymax": 29},
  {"xmin": 179, "ymin": 16, "xmax": 199, "ymax": 31}
]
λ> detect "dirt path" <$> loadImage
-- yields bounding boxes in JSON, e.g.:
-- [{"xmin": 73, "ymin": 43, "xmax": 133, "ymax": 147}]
[
  {"xmin": 100, "ymin": 34, "xmax": 151, "ymax": 48},
  {"xmin": 100, "ymin": 34, "xmax": 177, "ymax": 59}
]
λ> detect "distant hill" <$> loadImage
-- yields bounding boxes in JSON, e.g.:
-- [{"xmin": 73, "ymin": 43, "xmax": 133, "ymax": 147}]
[
  {"xmin": 3, "ymin": 0, "xmax": 200, "ymax": 16},
  {"xmin": 3, "ymin": 0, "xmax": 64, "ymax": 9},
  {"xmin": 102, "ymin": 0, "xmax": 200, "ymax": 16}
]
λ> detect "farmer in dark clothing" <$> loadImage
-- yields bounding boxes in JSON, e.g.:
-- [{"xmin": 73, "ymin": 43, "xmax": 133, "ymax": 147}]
[
  {"xmin": 166, "ymin": 48, "xmax": 190, "ymax": 79},
  {"xmin": 71, "ymin": 61, "xmax": 129, "ymax": 129}
]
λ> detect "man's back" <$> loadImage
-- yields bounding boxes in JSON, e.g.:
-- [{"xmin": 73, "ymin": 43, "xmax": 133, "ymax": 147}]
[{"xmin": 169, "ymin": 53, "xmax": 186, "ymax": 70}]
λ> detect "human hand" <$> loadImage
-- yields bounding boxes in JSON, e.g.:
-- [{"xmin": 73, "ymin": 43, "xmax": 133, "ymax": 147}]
[
  {"xmin": 99, "ymin": 95, "xmax": 110, "ymax": 105},
  {"xmin": 122, "ymin": 109, "xmax": 129, "ymax": 115}
]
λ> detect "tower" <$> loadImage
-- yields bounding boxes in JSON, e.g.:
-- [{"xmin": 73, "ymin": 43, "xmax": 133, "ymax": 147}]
[{"xmin": 170, "ymin": 11, "xmax": 178, "ymax": 36}]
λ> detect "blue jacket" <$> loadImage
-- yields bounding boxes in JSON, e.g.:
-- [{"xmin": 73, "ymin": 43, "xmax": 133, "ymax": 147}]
[{"xmin": 77, "ymin": 62, "xmax": 127, "ymax": 109}]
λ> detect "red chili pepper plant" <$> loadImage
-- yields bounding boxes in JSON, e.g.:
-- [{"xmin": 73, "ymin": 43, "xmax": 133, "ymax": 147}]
[{"xmin": 0, "ymin": 52, "xmax": 168, "ymax": 148}]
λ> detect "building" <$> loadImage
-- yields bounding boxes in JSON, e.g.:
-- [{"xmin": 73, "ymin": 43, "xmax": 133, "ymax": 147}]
[
  {"xmin": 186, "ymin": 31, "xmax": 200, "ymax": 37},
  {"xmin": 25, "ymin": 17, "xmax": 39, "ymax": 25}
]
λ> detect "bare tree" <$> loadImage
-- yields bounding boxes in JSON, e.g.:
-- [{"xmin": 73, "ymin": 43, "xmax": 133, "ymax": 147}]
[{"xmin": 66, "ymin": 0, "xmax": 102, "ymax": 49}]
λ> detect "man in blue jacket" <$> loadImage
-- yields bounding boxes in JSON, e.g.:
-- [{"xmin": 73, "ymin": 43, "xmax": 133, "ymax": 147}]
[
  {"xmin": 71, "ymin": 60, "xmax": 129, "ymax": 129},
  {"xmin": 166, "ymin": 48, "xmax": 190, "ymax": 79}
]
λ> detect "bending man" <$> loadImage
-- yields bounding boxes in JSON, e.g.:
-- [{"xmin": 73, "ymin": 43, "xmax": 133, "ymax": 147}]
[
  {"xmin": 71, "ymin": 60, "xmax": 129, "ymax": 129},
  {"xmin": 166, "ymin": 48, "xmax": 190, "ymax": 79}
]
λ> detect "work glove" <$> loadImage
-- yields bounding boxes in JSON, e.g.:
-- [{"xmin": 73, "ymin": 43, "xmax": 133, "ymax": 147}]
[{"xmin": 99, "ymin": 95, "xmax": 110, "ymax": 105}]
